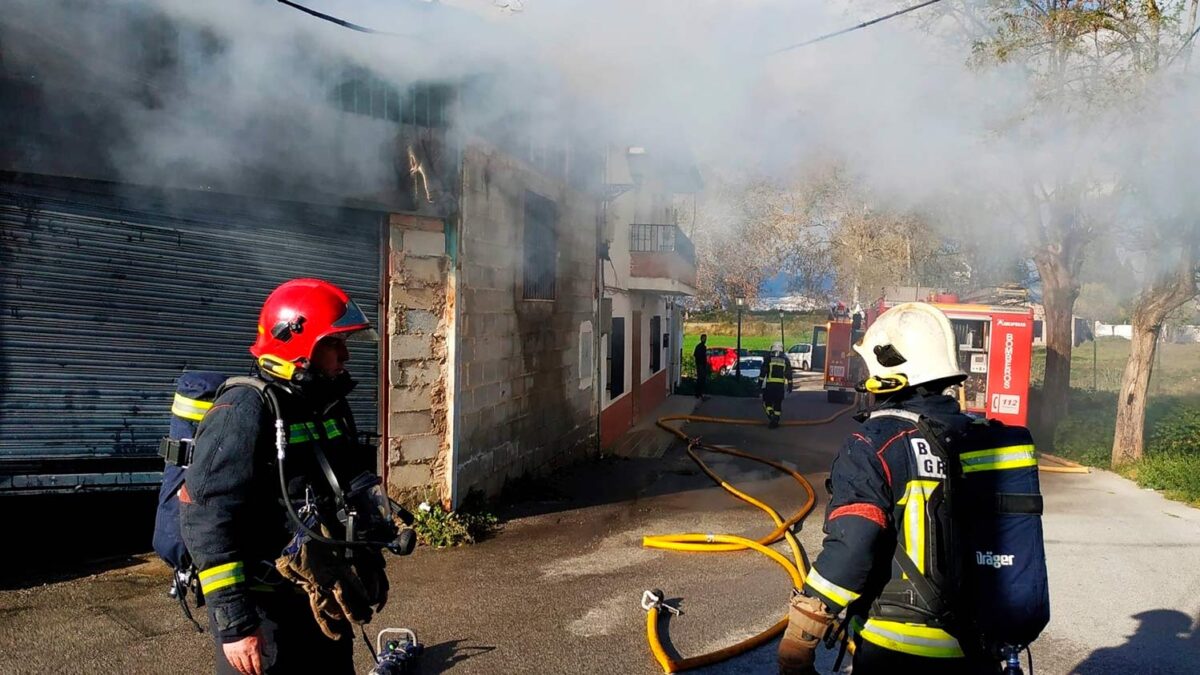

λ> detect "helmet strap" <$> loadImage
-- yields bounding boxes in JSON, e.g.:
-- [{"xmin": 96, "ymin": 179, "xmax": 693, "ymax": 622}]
[
  {"xmin": 257, "ymin": 354, "xmax": 306, "ymax": 383},
  {"xmin": 857, "ymin": 373, "xmax": 909, "ymax": 394}
]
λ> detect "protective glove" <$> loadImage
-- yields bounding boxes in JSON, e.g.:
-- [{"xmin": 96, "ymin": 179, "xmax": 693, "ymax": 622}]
[
  {"xmin": 777, "ymin": 591, "xmax": 833, "ymax": 675},
  {"xmin": 275, "ymin": 527, "xmax": 375, "ymax": 640}
]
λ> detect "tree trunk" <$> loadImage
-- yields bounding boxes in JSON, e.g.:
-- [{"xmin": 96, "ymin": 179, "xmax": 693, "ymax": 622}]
[
  {"xmin": 1034, "ymin": 249, "xmax": 1079, "ymax": 440},
  {"xmin": 1111, "ymin": 245, "xmax": 1198, "ymax": 465},
  {"xmin": 1112, "ymin": 325, "xmax": 1160, "ymax": 464}
]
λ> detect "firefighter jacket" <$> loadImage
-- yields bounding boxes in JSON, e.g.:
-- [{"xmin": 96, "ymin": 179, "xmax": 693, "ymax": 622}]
[
  {"xmin": 763, "ymin": 353, "xmax": 793, "ymax": 389},
  {"xmin": 802, "ymin": 393, "xmax": 1026, "ymax": 660},
  {"xmin": 179, "ymin": 373, "xmax": 374, "ymax": 642}
]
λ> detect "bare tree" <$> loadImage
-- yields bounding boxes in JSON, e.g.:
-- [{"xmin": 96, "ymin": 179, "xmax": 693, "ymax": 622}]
[
  {"xmin": 1110, "ymin": 2, "xmax": 1200, "ymax": 463},
  {"xmin": 1112, "ymin": 238, "xmax": 1198, "ymax": 463},
  {"xmin": 963, "ymin": 1, "xmax": 1186, "ymax": 432}
]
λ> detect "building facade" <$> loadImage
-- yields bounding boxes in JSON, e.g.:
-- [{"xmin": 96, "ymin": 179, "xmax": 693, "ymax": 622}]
[
  {"xmin": 598, "ymin": 146, "xmax": 700, "ymax": 448},
  {"xmin": 0, "ymin": 9, "xmax": 699, "ymax": 505}
]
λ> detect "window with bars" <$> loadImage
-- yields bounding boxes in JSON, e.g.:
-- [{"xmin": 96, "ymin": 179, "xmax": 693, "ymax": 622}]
[
  {"xmin": 331, "ymin": 72, "xmax": 454, "ymax": 127},
  {"xmin": 523, "ymin": 192, "xmax": 558, "ymax": 300}
]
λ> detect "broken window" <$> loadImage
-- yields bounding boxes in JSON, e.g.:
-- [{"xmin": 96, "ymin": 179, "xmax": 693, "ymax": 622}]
[{"xmin": 523, "ymin": 192, "xmax": 557, "ymax": 300}]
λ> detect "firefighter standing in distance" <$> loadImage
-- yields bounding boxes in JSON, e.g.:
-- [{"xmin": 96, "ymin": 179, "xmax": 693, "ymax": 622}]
[
  {"xmin": 778, "ymin": 303, "xmax": 1004, "ymax": 674},
  {"xmin": 693, "ymin": 333, "xmax": 710, "ymax": 400},
  {"xmin": 180, "ymin": 279, "xmax": 388, "ymax": 675},
  {"xmin": 762, "ymin": 342, "xmax": 793, "ymax": 428}
]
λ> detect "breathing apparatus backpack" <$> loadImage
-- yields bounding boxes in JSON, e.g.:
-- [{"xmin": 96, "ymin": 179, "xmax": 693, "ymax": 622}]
[
  {"xmin": 956, "ymin": 420, "xmax": 1051, "ymax": 651},
  {"xmin": 152, "ymin": 370, "xmax": 228, "ymax": 632},
  {"xmin": 897, "ymin": 416, "xmax": 1051, "ymax": 658},
  {"xmin": 152, "ymin": 370, "xmax": 418, "ymax": 632}
]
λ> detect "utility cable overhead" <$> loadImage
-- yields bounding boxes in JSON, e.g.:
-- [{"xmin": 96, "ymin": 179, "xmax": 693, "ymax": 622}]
[
  {"xmin": 276, "ymin": 0, "xmax": 946, "ymax": 56},
  {"xmin": 772, "ymin": 0, "xmax": 944, "ymax": 54},
  {"xmin": 274, "ymin": 0, "xmax": 399, "ymax": 35}
]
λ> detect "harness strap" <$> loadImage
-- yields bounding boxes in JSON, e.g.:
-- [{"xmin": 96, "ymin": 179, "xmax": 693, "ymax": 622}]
[
  {"xmin": 992, "ymin": 493, "xmax": 1043, "ymax": 515},
  {"xmin": 891, "ymin": 542, "xmax": 946, "ymax": 615},
  {"xmin": 174, "ymin": 572, "xmax": 205, "ymax": 633}
]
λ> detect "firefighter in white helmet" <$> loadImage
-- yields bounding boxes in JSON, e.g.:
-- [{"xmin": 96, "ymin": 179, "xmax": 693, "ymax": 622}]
[
  {"xmin": 762, "ymin": 342, "xmax": 793, "ymax": 428},
  {"xmin": 779, "ymin": 302, "xmax": 1007, "ymax": 674}
]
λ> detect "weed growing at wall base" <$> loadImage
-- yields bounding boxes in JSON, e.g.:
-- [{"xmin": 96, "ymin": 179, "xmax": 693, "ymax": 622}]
[{"xmin": 411, "ymin": 492, "xmax": 499, "ymax": 548}]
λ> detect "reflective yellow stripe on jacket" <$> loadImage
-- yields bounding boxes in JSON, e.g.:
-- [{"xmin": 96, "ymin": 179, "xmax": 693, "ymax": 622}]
[
  {"xmin": 171, "ymin": 393, "xmax": 213, "ymax": 422},
  {"xmin": 960, "ymin": 444, "xmax": 1036, "ymax": 473},
  {"xmin": 287, "ymin": 419, "xmax": 344, "ymax": 444},
  {"xmin": 766, "ymin": 357, "xmax": 789, "ymax": 384},
  {"xmin": 896, "ymin": 480, "xmax": 940, "ymax": 576},
  {"xmin": 199, "ymin": 561, "xmax": 245, "ymax": 595},
  {"xmin": 805, "ymin": 566, "xmax": 861, "ymax": 608},
  {"xmin": 860, "ymin": 619, "xmax": 964, "ymax": 658}
]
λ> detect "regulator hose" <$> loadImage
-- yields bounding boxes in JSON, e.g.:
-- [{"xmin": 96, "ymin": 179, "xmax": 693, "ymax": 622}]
[{"xmin": 262, "ymin": 385, "xmax": 404, "ymax": 551}]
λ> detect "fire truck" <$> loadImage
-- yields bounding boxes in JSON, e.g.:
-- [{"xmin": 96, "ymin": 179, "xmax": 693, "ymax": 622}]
[
  {"xmin": 821, "ymin": 317, "xmax": 866, "ymax": 404},
  {"xmin": 865, "ymin": 292, "xmax": 1035, "ymax": 426}
]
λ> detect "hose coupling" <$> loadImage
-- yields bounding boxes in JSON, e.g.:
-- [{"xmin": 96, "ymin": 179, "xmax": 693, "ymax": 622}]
[{"xmin": 641, "ymin": 589, "xmax": 682, "ymax": 617}]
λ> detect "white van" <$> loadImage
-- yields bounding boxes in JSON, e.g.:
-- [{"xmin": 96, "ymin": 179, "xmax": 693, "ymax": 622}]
[{"xmin": 786, "ymin": 343, "xmax": 813, "ymax": 371}]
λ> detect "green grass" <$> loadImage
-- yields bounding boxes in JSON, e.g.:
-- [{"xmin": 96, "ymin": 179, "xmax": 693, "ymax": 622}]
[
  {"xmin": 1051, "ymin": 389, "xmax": 1200, "ymax": 506},
  {"xmin": 1032, "ymin": 338, "xmax": 1200, "ymax": 396},
  {"xmin": 1031, "ymin": 337, "xmax": 1200, "ymax": 505}
]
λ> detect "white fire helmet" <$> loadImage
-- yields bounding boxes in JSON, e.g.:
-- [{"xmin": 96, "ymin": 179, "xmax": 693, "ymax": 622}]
[
  {"xmin": 853, "ymin": 302, "xmax": 966, "ymax": 393},
  {"xmin": 771, "ymin": 342, "xmax": 784, "ymax": 354}
]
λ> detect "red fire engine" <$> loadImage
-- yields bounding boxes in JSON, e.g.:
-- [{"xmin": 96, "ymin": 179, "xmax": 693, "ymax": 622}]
[
  {"xmin": 866, "ymin": 293, "xmax": 1035, "ymax": 426},
  {"xmin": 821, "ymin": 318, "xmax": 866, "ymax": 404}
]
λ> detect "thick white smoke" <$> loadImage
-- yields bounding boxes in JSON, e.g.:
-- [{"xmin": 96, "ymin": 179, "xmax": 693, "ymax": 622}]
[{"xmin": 3, "ymin": 0, "xmax": 1197, "ymax": 282}]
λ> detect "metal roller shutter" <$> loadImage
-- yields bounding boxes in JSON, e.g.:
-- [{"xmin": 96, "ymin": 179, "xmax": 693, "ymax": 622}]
[{"xmin": 0, "ymin": 179, "xmax": 383, "ymax": 492}]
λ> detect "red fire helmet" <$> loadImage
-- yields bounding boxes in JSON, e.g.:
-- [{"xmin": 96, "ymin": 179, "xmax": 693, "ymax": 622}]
[{"xmin": 250, "ymin": 278, "xmax": 377, "ymax": 380}]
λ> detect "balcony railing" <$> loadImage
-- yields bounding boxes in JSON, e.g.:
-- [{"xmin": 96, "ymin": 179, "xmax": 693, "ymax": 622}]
[{"xmin": 629, "ymin": 223, "xmax": 695, "ymax": 264}]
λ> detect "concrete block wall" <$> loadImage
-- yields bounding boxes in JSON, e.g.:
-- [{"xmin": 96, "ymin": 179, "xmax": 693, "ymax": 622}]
[
  {"xmin": 453, "ymin": 143, "xmax": 599, "ymax": 497},
  {"xmin": 385, "ymin": 213, "xmax": 451, "ymax": 502}
]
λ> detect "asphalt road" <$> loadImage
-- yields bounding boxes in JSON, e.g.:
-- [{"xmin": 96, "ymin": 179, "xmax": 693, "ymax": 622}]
[{"xmin": 2, "ymin": 390, "xmax": 1198, "ymax": 674}]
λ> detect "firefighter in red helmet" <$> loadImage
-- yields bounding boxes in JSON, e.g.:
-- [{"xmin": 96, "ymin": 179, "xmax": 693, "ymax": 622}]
[
  {"xmin": 249, "ymin": 278, "xmax": 378, "ymax": 383},
  {"xmin": 181, "ymin": 279, "xmax": 389, "ymax": 675}
]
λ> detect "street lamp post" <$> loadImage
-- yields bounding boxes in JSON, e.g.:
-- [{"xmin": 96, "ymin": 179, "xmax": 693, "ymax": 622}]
[
  {"xmin": 779, "ymin": 310, "xmax": 786, "ymax": 348},
  {"xmin": 735, "ymin": 297, "xmax": 745, "ymax": 378}
]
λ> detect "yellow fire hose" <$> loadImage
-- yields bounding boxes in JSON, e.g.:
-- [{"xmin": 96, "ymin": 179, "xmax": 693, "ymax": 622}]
[
  {"xmin": 640, "ymin": 405, "xmax": 855, "ymax": 673},
  {"xmin": 1035, "ymin": 451, "xmax": 1091, "ymax": 474},
  {"xmin": 639, "ymin": 401, "xmax": 1089, "ymax": 673}
]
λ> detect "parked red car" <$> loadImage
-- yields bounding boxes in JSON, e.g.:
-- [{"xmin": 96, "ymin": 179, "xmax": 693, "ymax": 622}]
[{"xmin": 706, "ymin": 347, "xmax": 738, "ymax": 375}]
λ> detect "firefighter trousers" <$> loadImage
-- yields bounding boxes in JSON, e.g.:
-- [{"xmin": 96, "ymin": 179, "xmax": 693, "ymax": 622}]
[
  {"xmin": 210, "ymin": 588, "xmax": 354, "ymax": 675},
  {"xmin": 762, "ymin": 382, "xmax": 785, "ymax": 425}
]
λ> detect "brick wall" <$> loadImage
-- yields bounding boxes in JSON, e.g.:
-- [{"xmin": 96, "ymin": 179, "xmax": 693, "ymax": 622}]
[
  {"xmin": 454, "ymin": 143, "xmax": 599, "ymax": 497},
  {"xmin": 385, "ymin": 213, "xmax": 451, "ymax": 502}
]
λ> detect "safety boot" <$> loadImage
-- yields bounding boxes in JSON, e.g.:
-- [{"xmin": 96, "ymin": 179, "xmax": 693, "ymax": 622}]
[{"xmin": 778, "ymin": 592, "xmax": 832, "ymax": 675}]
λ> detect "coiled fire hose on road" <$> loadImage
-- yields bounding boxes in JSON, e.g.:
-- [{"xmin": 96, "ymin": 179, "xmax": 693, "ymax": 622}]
[
  {"xmin": 639, "ymin": 402, "xmax": 1089, "ymax": 673},
  {"xmin": 640, "ymin": 405, "xmax": 855, "ymax": 673}
]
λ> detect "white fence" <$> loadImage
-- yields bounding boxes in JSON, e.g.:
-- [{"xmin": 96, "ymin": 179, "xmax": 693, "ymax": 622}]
[
  {"xmin": 1093, "ymin": 322, "xmax": 1200, "ymax": 343},
  {"xmin": 1094, "ymin": 323, "xmax": 1134, "ymax": 340}
]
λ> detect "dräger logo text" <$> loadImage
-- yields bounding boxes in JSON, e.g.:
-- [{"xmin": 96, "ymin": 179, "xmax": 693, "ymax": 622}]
[{"xmin": 976, "ymin": 551, "xmax": 1015, "ymax": 568}]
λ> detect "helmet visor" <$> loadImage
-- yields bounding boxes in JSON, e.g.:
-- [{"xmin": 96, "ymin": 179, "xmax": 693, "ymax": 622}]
[
  {"xmin": 331, "ymin": 299, "xmax": 379, "ymax": 342},
  {"xmin": 332, "ymin": 298, "xmax": 370, "ymax": 329}
]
